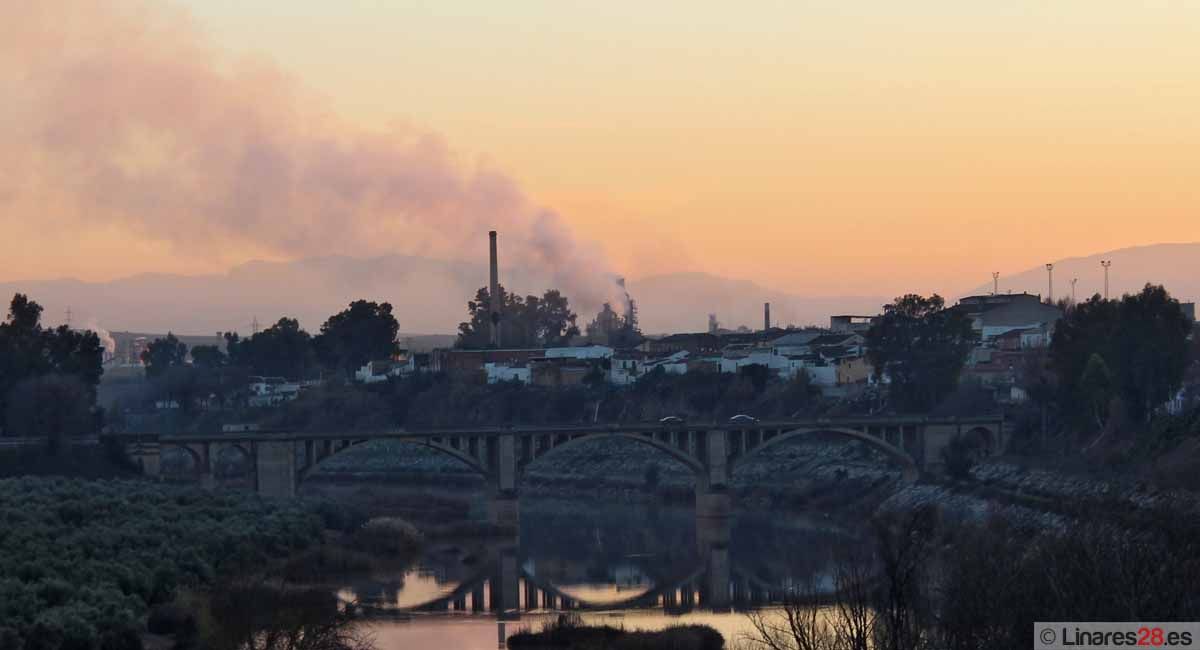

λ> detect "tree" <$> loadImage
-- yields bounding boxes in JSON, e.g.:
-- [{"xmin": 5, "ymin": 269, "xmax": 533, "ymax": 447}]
[
  {"xmin": 226, "ymin": 318, "xmax": 317, "ymax": 380},
  {"xmin": 525, "ymin": 290, "xmax": 580, "ymax": 347},
  {"xmin": 0, "ymin": 294, "xmax": 103, "ymax": 435},
  {"xmin": 866, "ymin": 294, "xmax": 975, "ymax": 413},
  {"xmin": 1078, "ymin": 353, "xmax": 1114, "ymax": 431},
  {"xmin": 314, "ymin": 300, "xmax": 400, "ymax": 377},
  {"xmin": 1050, "ymin": 285, "xmax": 1191, "ymax": 425},
  {"xmin": 142, "ymin": 333, "xmax": 188, "ymax": 378},
  {"xmin": 456, "ymin": 286, "xmax": 580, "ymax": 349},
  {"xmin": 190, "ymin": 345, "xmax": 227, "ymax": 370},
  {"xmin": 4, "ymin": 374, "xmax": 95, "ymax": 452}
]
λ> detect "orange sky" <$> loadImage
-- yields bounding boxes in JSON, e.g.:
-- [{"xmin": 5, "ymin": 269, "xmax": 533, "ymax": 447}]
[{"xmin": 3, "ymin": 0, "xmax": 1199, "ymax": 297}]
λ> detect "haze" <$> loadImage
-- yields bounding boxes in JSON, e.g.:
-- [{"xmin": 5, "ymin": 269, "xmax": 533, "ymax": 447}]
[{"xmin": 3, "ymin": 0, "xmax": 1199, "ymax": 303}]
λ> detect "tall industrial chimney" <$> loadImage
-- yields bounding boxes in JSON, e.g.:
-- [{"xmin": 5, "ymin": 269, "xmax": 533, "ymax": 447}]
[
  {"xmin": 763, "ymin": 302, "xmax": 771, "ymax": 331},
  {"xmin": 489, "ymin": 231, "xmax": 501, "ymax": 347}
]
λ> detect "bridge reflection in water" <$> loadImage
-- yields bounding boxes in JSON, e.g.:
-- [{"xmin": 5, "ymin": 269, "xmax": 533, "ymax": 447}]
[{"xmin": 340, "ymin": 514, "xmax": 838, "ymax": 622}]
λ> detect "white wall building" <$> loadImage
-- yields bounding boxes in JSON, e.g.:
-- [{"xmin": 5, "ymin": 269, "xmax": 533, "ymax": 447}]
[
  {"xmin": 485, "ymin": 362, "xmax": 531, "ymax": 384},
  {"xmin": 545, "ymin": 345, "xmax": 614, "ymax": 360},
  {"xmin": 248, "ymin": 376, "xmax": 302, "ymax": 407}
]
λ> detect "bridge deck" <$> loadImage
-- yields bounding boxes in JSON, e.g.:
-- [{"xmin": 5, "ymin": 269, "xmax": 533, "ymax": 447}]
[{"xmin": 107, "ymin": 415, "xmax": 1003, "ymax": 444}]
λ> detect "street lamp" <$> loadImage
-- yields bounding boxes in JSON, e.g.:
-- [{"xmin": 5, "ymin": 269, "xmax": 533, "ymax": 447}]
[
  {"xmin": 992, "ymin": 272, "xmax": 1000, "ymax": 295},
  {"xmin": 1070, "ymin": 278, "xmax": 1078, "ymax": 304}
]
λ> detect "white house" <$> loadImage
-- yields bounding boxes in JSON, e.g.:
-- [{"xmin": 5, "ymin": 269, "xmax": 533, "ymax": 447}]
[
  {"xmin": 609, "ymin": 352, "xmax": 647, "ymax": 385},
  {"xmin": 645, "ymin": 350, "xmax": 690, "ymax": 375},
  {"xmin": 248, "ymin": 376, "xmax": 302, "ymax": 407},
  {"xmin": 545, "ymin": 345, "xmax": 614, "ymax": 360},
  {"xmin": 354, "ymin": 356, "xmax": 418, "ymax": 384},
  {"xmin": 485, "ymin": 362, "xmax": 531, "ymax": 384}
]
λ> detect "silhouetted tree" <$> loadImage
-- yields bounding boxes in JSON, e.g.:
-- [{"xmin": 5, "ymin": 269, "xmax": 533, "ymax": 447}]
[
  {"xmin": 142, "ymin": 333, "xmax": 188, "ymax": 378},
  {"xmin": 190, "ymin": 345, "xmax": 227, "ymax": 370},
  {"xmin": 0, "ymin": 294, "xmax": 103, "ymax": 435},
  {"xmin": 314, "ymin": 300, "xmax": 400, "ymax": 377},
  {"xmin": 456, "ymin": 286, "xmax": 580, "ymax": 349},
  {"xmin": 1050, "ymin": 285, "xmax": 1191, "ymax": 426},
  {"xmin": 866, "ymin": 294, "xmax": 974, "ymax": 413},
  {"xmin": 4, "ymin": 374, "xmax": 95, "ymax": 451},
  {"xmin": 226, "ymin": 318, "xmax": 317, "ymax": 380}
]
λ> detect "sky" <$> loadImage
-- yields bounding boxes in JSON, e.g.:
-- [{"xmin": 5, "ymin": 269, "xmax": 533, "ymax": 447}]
[{"xmin": 3, "ymin": 0, "xmax": 1199, "ymax": 298}]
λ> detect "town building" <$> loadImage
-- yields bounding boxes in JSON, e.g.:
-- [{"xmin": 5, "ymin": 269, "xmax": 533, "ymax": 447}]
[
  {"xmin": 247, "ymin": 376, "xmax": 303, "ymax": 407},
  {"xmin": 955, "ymin": 293, "xmax": 1062, "ymax": 342}
]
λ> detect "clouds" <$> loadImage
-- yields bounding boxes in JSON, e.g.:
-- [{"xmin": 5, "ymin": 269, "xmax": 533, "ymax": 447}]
[{"xmin": 0, "ymin": 0, "xmax": 616, "ymax": 310}]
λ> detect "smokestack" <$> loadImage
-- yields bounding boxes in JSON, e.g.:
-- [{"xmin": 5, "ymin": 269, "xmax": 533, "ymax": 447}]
[
  {"xmin": 489, "ymin": 231, "xmax": 501, "ymax": 347},
  {"xmin": 764, "ymin": 302, "xmax": 771, "ymax": 331}
]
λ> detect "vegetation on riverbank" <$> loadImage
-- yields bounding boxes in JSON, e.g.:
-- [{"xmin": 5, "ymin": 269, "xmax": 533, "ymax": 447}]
[
  {"xmin": 509, "ymin": 614, "xmax": 723, "ymax": 650},
  {"xmin": 0, "ymin": 477, "xmax": 420, "ymax": 650},
  {"xmin": 739, "ymin": 505, "xmax": 1200, "ymax": 650}
]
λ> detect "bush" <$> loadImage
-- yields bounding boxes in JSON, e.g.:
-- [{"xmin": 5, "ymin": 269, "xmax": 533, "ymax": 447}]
[
  {"xmin": 0, "ymin": 478, "xmax": 321, "ymax": 646},
  {"xmin": 352, "ymin": 517, "xmax": 423, "ymax": 556},
  {"xmin": 941, "ymin": 436, "xmax": 978, "ymax": 480},
  {"xmin": 507, "ymin": 616, "xmax": 723, "ymax": 650},
  {"xmin": 146, "ymin": 603, "xmax": 193, "ymax": 635},
  {"xmin": 0, "ymin": 628, "xmax": 23, "ymax": 650}
]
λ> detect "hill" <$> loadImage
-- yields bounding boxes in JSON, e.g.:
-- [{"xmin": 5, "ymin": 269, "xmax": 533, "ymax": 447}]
[
  {"xmin": 964, "ymin": 242, "xmax": 1200, "ymax": 304},
  {"xmin": 0, "ymin": 258, "xmax": 886, "ymax": 337}
]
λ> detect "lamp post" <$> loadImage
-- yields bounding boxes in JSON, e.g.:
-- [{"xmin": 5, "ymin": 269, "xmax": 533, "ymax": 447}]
[
  {"xmin": 1045, "ymin": 264, "xmax": 1054, "ymax": 303},
  {"xmin": 992, "ymin": 271, "xmax": 999, "ymax": 295},
  {"xmin": 1070, "ymin": 278, "xmax": 1078, "ymax": 304},
  {"xmin": 1101, "ymin": 260, "xmax": 1112, "ymax": 300}
]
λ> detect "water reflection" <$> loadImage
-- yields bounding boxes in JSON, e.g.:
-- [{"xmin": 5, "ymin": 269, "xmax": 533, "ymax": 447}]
[{"xmin": 336, "ymin": 498, "xmax": 867, "ymax": 621}]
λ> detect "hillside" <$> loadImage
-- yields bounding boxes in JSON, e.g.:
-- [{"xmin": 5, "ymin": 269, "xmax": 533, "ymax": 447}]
[
  {"xmin": 4, "ymin": 243, "xmax": 1196, "ymax": 338},
  {"xmin": 0, "ymin": 258, "xmax": 886, "ymax": 336},
  {"xmin": 965, "ymin": 242, "xmax": 1200, "ymax": 304}
]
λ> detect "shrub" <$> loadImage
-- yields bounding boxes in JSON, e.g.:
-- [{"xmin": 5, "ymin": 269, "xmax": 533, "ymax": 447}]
[
  {"xmin": 352, "ymin": 517, "xmax": 423, "ymax": 556},
  {"xmin": 0, "ymin": 478, "xmax": 321, "ymax": 645},
  {"xmin": 941, "ymin": 436, "xmax": 978, "ymax": 481}
]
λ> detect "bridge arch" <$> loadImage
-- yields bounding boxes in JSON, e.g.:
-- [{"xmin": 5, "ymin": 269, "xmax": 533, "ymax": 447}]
[
  {"xmin": 731, "ymin": 427, "xmax": 919, "ymax": 482},
  {"xmin": 213, "ymin": 443, "xmax": 253, "ymax": 479},
  {"xmin": 516, "ymin": 431, "xmax": 707, "ymax": 486},
  {"xmin": 296, "ymin": 437, "xmax": 493, "ymax": 483},
  {"xmin": 962, "ymin": 425, "xmax": 997, "ymax": 457},
  {"xmin": 159, "ymin": 443, "xmax": 204, "ymax": 478}
]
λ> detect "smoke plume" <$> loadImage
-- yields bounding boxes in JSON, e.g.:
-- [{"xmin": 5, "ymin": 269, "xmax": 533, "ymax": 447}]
[
  {"xmin": 0, "ymin": 0, "xmax": 618, "ymax": 311},
  {"xmin": 82, "ymin": 319, "xmax": 117, "ymax": 361}
]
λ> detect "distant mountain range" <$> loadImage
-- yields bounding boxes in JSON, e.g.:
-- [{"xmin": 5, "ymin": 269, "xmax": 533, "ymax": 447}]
[
  {"xmin": 0, "ymin": 256, "xmax": 887, "ymax": 337},
  {"xmin": 965, "ymin": 243, "xmax": 1200, "ymax": 305},
  {"xmin": 3, "ymin": 243, "xmax": 1196, "ymax": 338},
  {"xmin": 626, "ymin": 272, "xmax": 885, "ymax": 334}
]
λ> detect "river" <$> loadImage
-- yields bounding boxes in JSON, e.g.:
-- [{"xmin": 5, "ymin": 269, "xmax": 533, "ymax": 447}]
[{"xmin": 332, "ymin": 497, "xmax": 871, "ymax": 649}]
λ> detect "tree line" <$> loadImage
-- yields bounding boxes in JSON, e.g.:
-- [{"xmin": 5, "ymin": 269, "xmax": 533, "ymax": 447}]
[
  {"xmin": 145, "ymin": 300, "xmax": 401, "ymax": 381},
  {"xmin": 0, "ymin": 294, "xmax": 104, "ymax": 446},
  {"xmin": 864, "ymin": 285, "xmax": 1196, "ymax": 456},
  {"xmin": 454, "ymin": 284, "xmax": 641, "ymax": 349}
]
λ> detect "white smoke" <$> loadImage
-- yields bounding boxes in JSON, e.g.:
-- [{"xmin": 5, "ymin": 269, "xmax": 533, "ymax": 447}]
[
  {"xmin": 82, "ymin": 318, "xmax": 117, "ymax": 361},
  {"xmin": 0, "ymin": 0, "xmax": 618, "ymax": 313}
]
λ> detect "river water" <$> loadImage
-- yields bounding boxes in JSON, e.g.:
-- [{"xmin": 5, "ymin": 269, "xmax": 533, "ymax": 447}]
[{"xmin": 334, "ymin": 498, "xmax": 869, "ymax": 649}]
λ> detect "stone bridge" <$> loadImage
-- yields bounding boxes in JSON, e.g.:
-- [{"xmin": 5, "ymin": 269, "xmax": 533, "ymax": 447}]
[{"xmin": 117, "ymin": 415, "xmax": 1004, "ymax": 516}]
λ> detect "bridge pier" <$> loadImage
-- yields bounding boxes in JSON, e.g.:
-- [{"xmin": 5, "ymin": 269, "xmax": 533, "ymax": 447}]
[
  {"xmin": 695, "ymin": 491, "xmax": 731, "ymax": 518},
  {"xmin": 488, "ymin": 494, "xmax": 521, "ymax": 529},
  {"xmin": 490, "ymin": 548, "xmax": 521, "ymax": 620},
  {"xmin": 128, "ymin": 442, "xmax": 161, "ymax": 478}
]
